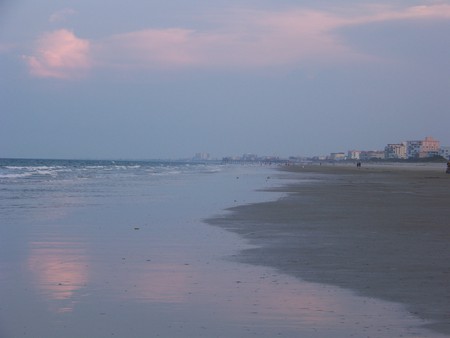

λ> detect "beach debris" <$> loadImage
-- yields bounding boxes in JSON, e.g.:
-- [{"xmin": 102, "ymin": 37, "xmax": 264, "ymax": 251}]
[{"xmin": 134, "ymin": 227, "xmax": 140, "ymax": 230}]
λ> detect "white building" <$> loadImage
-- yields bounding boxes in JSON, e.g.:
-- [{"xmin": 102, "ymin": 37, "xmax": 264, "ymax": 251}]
[
  {"xmin": 193, "ymin": 152, "xmax": 210, "ymax": 160},
  {"xmin": 407, "ymin": 140, "xmax": 422, "ymax": 158},
  {"xmin": 347, "ymin": 150, "xmax": 361, "ymax": 160},
  {"xmin": 360, "ymin": 150, "xmax": 385, "ymax": 160},
  {"xmin": 329, "ymin": 152, "xmax": 346, "ymax": 161},
  {"xmin": 385, "ymin": 143, "xmax": 407, "ymax": 159}
]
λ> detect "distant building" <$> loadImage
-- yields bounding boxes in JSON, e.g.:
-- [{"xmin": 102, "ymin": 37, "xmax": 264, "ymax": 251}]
[
  {"xmin": 385, "ymin": 143, "xmax": 407, "ymax": 159},
  {"xmin": 242, "ymin": 153, "xmax": 258, "ymax": 161},
  {"xmin": 406, "ymin": 140, "xmax": 422, "ymax": 158},
  {"xmin": 193, "ymin": 152, "xmax": 210, "ymax": 160},
  {"xmin": 360, "ymin": 150, "xmax": 385, "ymax": 160},
  {"xmin": 222, "ymin": 156, "xmax": 241, "ymax": 162},
  {"xmin": 440, "ymin": 146, "xmax": 450, "ymax": 160},
  {"xmin": 406, "ymin": 136, "xmax": 440, "ymax": 158},
  {"xmin": 289, "ymin": 156, "xmax": 308, "ymax": 163},
  {"xmin": 347, "ymin": 150, "xmax": 361, "ymax": 160},
  {"xmin": 329, "ymin": 152, "xmax": 346, "ymax": 161},
  {"xmin": 261, "ymin": 156, "xmax": 280, "ymax": 162},
  {"xmin": 419, "ymin": 136, "xmax": 440, "ymax": 158}
]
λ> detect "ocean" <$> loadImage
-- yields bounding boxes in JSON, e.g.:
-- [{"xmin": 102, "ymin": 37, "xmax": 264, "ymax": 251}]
[
  {"xmin": 0, "ymin": 158, "xmax": 295, "ymax": 337},
  {"xmin": 0, "ymin": 159, "xmax": 442, "ymax": 337}
]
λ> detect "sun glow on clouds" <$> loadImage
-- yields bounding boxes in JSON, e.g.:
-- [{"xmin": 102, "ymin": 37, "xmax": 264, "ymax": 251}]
[
  {"xmin": 24, "ymin": 4, "xmax": 450, "ymax": 78},
  {"xmin": 23, "ymin": 29, "xmax": 91, "ymax": 79},
  {"xmin": 101, "ymin": 4, "xmax": 450, "ymax": 70},
  {"xmin": 99, "ymin": 10, "xmax": 353, "ymax": 70},
  {"xmin": 102, "ymin": 29, "xmax": 198, "ymax": 68}
]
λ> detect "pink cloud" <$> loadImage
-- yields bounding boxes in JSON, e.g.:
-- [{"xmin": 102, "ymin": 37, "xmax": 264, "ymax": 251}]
[
  {"xmin": 100, "ymin": 29, "xmax": 198, "ymax": 69},
  {"xmin": 23, "ymin": 4, "xmax": 450, "ymax": 78},
  {"xmin": 98, "ymin": 12, "xmax": 351, "ymax": 71},
  {"xmin": 23, "ymin": 29, "xmax": 91, "ymax": 79},
  {"xmin": 341, "ymin": 4, "xmax": 450, "ymax": 26},
  {"xmin": 99, "ymin": 4, "xmax": 450, "ymax": 71},
  {"xmin": 216, "ymin": 9, "xmax": 353, "ymax": 66}
]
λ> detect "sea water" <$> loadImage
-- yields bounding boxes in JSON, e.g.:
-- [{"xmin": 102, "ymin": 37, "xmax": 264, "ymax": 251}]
[{"xmin": 0, "ymin": 159, "xmax": 444, "ymax": 337}]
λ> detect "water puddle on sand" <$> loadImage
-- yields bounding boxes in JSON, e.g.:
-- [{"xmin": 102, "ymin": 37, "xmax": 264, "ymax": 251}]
[{"xmin": 1, "ymin": 223, "xmax": 444, "ymax": 338}]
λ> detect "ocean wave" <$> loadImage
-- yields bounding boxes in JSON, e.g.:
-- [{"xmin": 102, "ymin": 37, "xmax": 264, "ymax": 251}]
[
  {"xmin": 0, "ymin": 160, "xmax": 225, "ymax": 183},
  {"xmin": 0, "ymin": 172, "xmax": 35, "ymax": 179}
]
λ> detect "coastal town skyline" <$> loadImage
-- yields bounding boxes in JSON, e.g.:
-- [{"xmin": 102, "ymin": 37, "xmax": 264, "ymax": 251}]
[
  {"xmin": 216, "ymin": 135, "xmax": 450, "ymax": 162},
  {"xmin": 1, "ymin": 134, "xmax": 448, "ymax": 162}
]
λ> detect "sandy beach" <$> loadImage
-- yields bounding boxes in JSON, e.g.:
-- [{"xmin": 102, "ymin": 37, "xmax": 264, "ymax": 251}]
[
  {"xmin": 208, "ymin": 163, "xmax": 450, "ymax": 335},
  {"xmin": 2, "ymin": 160, "xmax": 450, "ymax": 337}
]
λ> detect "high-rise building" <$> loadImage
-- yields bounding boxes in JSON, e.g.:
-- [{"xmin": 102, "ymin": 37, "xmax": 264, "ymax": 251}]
[
  {"xmin": 406, "ymin": 136, "xmax": 440, "ymax": 159},
  {"xmin": 419, "ymin": 136, "xmax": 440, "ymax": 158},
  {"xmin": 385, "ymin": 143, "xmax": 407, "ymax": 159},
  {"xmin": 406, "ymin": 140, "xmax": 422, "ymax": 158}
]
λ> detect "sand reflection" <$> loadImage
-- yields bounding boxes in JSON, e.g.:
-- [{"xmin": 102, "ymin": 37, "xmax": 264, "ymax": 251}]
[
  {"xmin": 28, "ymin": 240, "xmax": 88, "ymax": 312},
  {"xmin": 117, "ymin": 263, "xmax": 192, "ymax": 304}
]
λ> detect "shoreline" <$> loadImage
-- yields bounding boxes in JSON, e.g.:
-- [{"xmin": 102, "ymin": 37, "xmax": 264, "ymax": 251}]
[{"xmin": 207, "ymin": 163, "xmax": 450, "ymax": 334}]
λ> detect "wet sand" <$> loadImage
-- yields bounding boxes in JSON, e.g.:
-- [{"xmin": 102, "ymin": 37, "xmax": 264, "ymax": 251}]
[{"xmin": 208, "ymin": 163, "xmax": 450, "ymax": 334}]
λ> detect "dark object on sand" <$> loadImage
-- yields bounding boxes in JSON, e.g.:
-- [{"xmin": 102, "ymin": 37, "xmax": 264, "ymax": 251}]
[{"xmin": 447, "ymin": 161, "xmax": 450, "ymax": 174}]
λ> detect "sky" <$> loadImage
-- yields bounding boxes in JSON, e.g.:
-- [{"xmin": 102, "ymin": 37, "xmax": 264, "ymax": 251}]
[{"xmin": 1, "ymin": 0, "xmax": 449, "ymax": 159}]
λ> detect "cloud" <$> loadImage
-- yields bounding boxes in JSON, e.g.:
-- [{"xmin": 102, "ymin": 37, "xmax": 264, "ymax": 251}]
[
  {"xmin": 23, "ymin": 4, "xmax": 450, "ymax": 78},
  {"xmin": 23, "ymin": 29, "xmax": 91, "ymax": 79},
  {"xmin": 100, "ymin": 29, "xmax": 199, "ymax": 69},
  {"xmin": 336, "ymin": 4, "xmax": 450, "ymax": 27},
  {"xmin": 97, "ymin": 11, "xmax": 353, "ymax": 71},
  {"xmin": 49, "ymin": 8, "xmax": 77, "ymax": 23},
  {"xmin": 97, "ymin": 4, "xmax": 450, "ymax": 71}
]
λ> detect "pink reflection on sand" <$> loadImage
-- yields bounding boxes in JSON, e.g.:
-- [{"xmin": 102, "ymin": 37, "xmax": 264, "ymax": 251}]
[
  {"xmin": 28, "ymin": 241, "xmax": 88, "ymax": 312},
  {"xmin": 228, "ymin": 276, "xmax": 348, "ymax": 326},
  {"xmin": 179, "ymin": 264, "xmax": 426, "ymax": 334},
  {"xmin": 194, "ymin": 268, "xmax": 346, "ymax": 327},
  {"xmin": 119, "ymin": 263, "xmax": 192, "ymax": 304}
]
